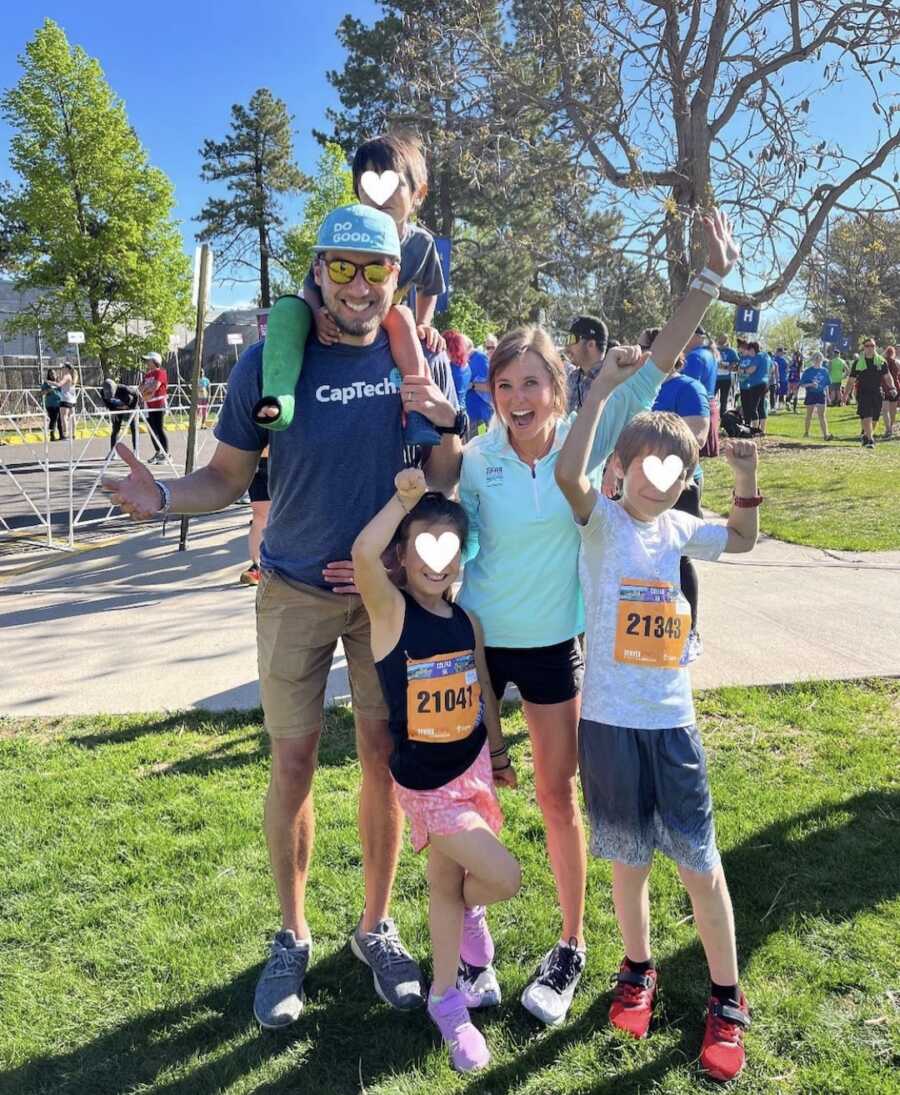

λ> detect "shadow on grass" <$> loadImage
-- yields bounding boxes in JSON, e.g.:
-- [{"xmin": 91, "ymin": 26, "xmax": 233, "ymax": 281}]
[
  {"xmin": 3, "ymin": 789, "xmax": 896, "ymax": 1095},
  {"xmin": 465, "ymin": 787, "xmax": 900, "ymax": 1094},
  {"xmin": 68, "ymin": 706, "xmax": 529, "ymax": 777}
]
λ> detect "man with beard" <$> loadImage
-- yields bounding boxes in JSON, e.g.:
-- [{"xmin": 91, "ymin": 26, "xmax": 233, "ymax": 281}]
[{"xmin": 103, "ymin": 204, "xmax": 463, "ymax": 1031}]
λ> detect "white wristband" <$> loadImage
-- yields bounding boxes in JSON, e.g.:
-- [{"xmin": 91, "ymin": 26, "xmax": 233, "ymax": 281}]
[
  {"xmin": 699, "ymin": 266, "xmax": 724, "ymax": 287},
  {"xmin": 690, "ymin": 278, "xmax": 720, "ymax": 298}
]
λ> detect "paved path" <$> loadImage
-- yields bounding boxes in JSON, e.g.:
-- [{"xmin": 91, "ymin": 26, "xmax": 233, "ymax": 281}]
[{"xmin": 3, "ymin": 509, "xmax": 900, "ymax": 716}]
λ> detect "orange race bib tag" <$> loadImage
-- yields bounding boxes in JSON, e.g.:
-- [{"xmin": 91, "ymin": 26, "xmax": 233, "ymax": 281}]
[
  {"xmin": 406, "ymin": 649, "xmax": 483, "ymax": 743},
  {"xmin": 614, "ymin": 579, "xmax": 690, "ymax": 669}
]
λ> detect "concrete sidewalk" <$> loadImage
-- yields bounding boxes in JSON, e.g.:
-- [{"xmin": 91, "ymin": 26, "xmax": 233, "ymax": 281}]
[{"xmin": 3, "ymin": 508, "xmax": 900, "ymax": 716}]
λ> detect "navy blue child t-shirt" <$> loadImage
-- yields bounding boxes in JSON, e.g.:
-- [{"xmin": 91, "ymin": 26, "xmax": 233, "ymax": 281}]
[{"xmin": 215, "ymin": 333, "xmax": 456, "ymax": 589}]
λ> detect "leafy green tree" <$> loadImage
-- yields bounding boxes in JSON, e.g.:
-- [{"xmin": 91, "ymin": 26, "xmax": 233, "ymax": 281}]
[
  {"xmin": 761, "ymin": 313, "xmax": 806, "ymax": 353},
  {"xmin": 279, "ymin": 142, "xmax": 356, "ymax": 291},
  {"xmin": 700, "ymin": 302, "xmax": 737, "ymax": 343},
  {"xmin": 0, "ymin": 20, "xmax": 191, "ymax": 368},
  {"xmin": 196, "ymin": 88, "xmax": 307, "ymax": 308},
  {"xmin": 804, "ymin": 214, "xmax": 900, "ymax": 349},
  {"xmin": 319, "ymin": 0, "xmax": 625, "ymax": 331},
  {"xmin": 434, "ymin": 290, "xmax": 494, "ymax": 347}
]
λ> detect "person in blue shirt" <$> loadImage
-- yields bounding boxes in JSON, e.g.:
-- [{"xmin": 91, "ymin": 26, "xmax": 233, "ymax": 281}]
[
  {"xmin": 681, "ymin": 328, "xmax": 718, "ymax": 455},
  {"xmin": 738, "ymin": 340, "xmax": 770, "ymax": 433},
  {"xmin": 651, "ymin": 367, "xmax": 711, "ymax": 660},
  {"xmin": 681, "ymin": 329, "xmax": 717, "ymax": 397},
  {"xmin": 773, "ymin": 348, "xmax": 790, "ymax": 411},
  {"xmin": 715, "ymin": 335, "xmax": 740, "ymax": 420},
  {"xmin": 799, "ymin": 350, "xmax": 834, "ymax": 441},
  {"xmin": 465, "ymin": 346, "xmax": 493, "ymax": 437},
  {"xmin": 444, "ymin": 330, "xmax": 473, "ymax": 408}
]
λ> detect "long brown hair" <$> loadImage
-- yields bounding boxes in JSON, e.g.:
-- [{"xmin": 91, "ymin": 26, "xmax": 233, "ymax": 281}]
[{"xmin": 488, "ymin": 326, "xmax": 568, "ymax": 421}]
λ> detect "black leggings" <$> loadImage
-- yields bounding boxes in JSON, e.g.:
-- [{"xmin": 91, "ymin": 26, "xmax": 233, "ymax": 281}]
[
  {"xmin": 715, "ymin": 376, "xmax": 732, "ymax": 420},
  {"xmin": 146, "ymin": 409, "xmax": 168, "ymax": 454},
  {"xmin": 110, "ymin": 411, "xmax": 138, "ymax": 449},
  {"xmin": 740, "ymin": 383, "xmax": 768, "ymax": 424},
  {"xmin": 46, "ymin": 405, "xmax": 62, "ymax": 438},
  {"xmin": 673, "ymin": 480, "xmax": 702, "ymax": 632}
]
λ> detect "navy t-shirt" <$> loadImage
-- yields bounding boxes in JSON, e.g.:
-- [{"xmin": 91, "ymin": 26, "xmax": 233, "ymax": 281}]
[
  {"xmin": 682, "ymin": 346, "xmax": 717, "ymax": 396},
  {"xmin": 215, "ymin": 334, "xmax": 457, "ymax": 588}
]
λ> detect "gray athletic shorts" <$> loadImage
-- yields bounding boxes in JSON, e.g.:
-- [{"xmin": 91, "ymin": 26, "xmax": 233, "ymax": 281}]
[{"xmin": 578, "ymin": 718, "xmax": 720, "ymax": 874}]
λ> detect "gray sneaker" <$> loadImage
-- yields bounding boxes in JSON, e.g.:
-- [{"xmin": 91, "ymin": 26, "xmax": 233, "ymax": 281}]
[
  {"xmin": 350, "ymin": 917, "xmax": 425, "ymax": 1010},
  {"xmin": 253, "ymin": 929, "xmax": 310, "ymax": 1029},
  {"xmin": 457, "ymin": 958, "xmax": 501, "ymax": 1008}
]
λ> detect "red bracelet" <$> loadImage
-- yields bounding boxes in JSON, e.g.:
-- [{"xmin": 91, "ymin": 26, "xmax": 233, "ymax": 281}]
[{"xmin": 732, "ymin": 492, "xmax": 764, "ymax": 508}]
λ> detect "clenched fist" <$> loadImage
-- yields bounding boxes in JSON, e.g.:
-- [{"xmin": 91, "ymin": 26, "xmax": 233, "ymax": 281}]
[
  {"xmin": 722, "ymin": 438, "xmax": 758, "ymax": 472},
  {"xmin": 395, "ymin": 466, "xmax": 428, "ymax": 511}
]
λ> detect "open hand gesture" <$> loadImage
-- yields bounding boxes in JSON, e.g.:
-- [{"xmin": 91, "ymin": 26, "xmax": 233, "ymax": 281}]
[
  {"xmin": 101, "ymin": 444, "xmax": 162, "ymax": 520},
  {"xmin": 700, "ymin": 207, "xmax": 740, "ymax": 279}
]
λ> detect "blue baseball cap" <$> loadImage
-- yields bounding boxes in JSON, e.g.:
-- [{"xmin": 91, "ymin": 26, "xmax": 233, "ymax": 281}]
[{"xmin": 313, "ymin": 204, "xmax": 401, "ymax": 260}]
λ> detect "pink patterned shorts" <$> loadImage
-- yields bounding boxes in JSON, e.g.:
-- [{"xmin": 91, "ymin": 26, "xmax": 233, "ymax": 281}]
[{"xmin": 394, "ymin": 741, "xmax": 503, "ymax": 853}]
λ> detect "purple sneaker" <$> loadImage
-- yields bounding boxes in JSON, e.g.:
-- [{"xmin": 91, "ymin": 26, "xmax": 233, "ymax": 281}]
[
  {"xmin": 427, "ymin": 987, "xmax": 490, "ymax": 1072},
  {"xmin": 460, "ymin": 905, "xmax": 494, "ymax": 967}
]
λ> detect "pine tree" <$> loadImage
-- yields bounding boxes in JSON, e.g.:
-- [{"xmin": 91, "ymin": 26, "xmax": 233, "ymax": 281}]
[
  {"xmin": 196, "ymin": 88, "xmax": 307, "ymax": 308},
  {"xmin": 1, "ymin": 20, "xmax": 191, "ymax": 368},
  {"xmin": 317, "ymin": 1, "xmax": 627, "ymax": 330}
]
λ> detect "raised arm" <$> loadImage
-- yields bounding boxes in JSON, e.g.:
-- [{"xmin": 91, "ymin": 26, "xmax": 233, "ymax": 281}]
[
  {"xmin": 351, "ymin": 467, "xmax": 423, "ymax": 628},
  {"xmin": 723, "ymin": 440, "xmax": 760, "ymax": 554},
  {"xmin": 648, "ymin": 209, "xmax": 740, "ymax": 374},
  {"xmin": 556, "ymin": 345, "xmax": 645, "ymax": 523}
]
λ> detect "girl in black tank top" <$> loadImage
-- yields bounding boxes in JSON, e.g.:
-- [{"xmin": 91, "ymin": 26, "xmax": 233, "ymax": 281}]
[{"xmin": 352, "ymin": 468, "xmax": 520, "ymax": 1074}]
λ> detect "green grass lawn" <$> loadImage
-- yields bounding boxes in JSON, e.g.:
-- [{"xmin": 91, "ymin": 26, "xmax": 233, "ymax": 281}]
[
  {"xmin": 702, "ymin": 404, "xmax": 900, "ymax": 550},
  {"xmin": 1, "ymin": 683, "xmax": 898, "ymax": 1095}
]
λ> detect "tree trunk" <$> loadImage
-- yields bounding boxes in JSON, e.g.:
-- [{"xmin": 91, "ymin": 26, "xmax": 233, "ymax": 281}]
[{"xmin": 259, "ymin": 220, "xmax": 271, "ymax": 309}]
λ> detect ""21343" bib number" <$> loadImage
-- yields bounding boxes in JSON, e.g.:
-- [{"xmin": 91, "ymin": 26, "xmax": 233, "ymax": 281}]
[{"xmin": 614, "ymin": 579, "xmax": 690, "ymax": 669}]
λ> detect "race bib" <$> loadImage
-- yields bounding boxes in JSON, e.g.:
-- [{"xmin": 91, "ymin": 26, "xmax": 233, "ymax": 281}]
[
  {"xmin": 614, "ymin": 579, "xmax": 690, "ymax": 669},
  {"xmin": 406, "ymin": 649, "xmax": 483, "ymax": 743}
]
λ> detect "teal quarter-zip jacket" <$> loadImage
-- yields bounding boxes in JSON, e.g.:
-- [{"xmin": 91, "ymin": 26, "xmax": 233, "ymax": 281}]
[{"xmin": 457, "ymin": 361, "xmax": 666, "ymax": 648}]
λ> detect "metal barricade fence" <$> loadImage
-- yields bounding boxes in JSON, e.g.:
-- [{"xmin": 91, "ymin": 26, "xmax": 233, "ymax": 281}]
[{"xmin": 0, "ymin": 384, "xmax": 228, "ymax": 554}]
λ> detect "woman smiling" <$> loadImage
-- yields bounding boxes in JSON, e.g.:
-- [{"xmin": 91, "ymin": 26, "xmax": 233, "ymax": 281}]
[{"xmin": 455, "ymin": 209, "xmax": 739, "ymax": 1027}]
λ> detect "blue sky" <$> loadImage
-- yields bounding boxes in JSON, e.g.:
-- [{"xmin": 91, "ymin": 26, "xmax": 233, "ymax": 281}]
[
  {"xmin": 1, "ymin": 2, "xmax": 895, "ymax": 318},
  {"xmin": 0, "ymin": 1, "xmax": 382, "ymax": 307}
]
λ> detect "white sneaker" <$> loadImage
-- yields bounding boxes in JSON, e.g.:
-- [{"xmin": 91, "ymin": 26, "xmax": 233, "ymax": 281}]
[
  {"xmin": 682, "ymin": 630, "xmax": 704, "ymax": 665},
  {"xmin": 457, "ymin": 959, "xmax": 501, "ymax": 1008},
  {"xmin": 521, "ymin": 939, "xmax": 585, "ymax": 1026}
]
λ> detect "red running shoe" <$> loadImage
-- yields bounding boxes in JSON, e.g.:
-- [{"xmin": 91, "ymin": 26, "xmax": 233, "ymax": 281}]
[
  {"xmin": 608, "ymin": 962, "xmax": 657, "ymax": 1038},
  {"xmin": 700, "ymin": 992, "xmax": 751, "ymax": 1082}
]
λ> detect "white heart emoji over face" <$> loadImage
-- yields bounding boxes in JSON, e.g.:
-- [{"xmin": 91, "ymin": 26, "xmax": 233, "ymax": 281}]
[
  {"xmin": 642, "ymin": 454, "xmax": 684, "ymax": 493},
  {"xmin": 414, "ymin": 532, "xmax": 460, "ymax": 575},
  {"xmin": 360, "ymin": 170, "xmax": 400, "ymax": 207}
]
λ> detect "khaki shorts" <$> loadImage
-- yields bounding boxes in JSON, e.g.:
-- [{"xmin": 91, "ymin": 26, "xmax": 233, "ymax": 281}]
[{"xmin": 256, "ymin": 569, "xmax": 388, "ymax": 738}]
